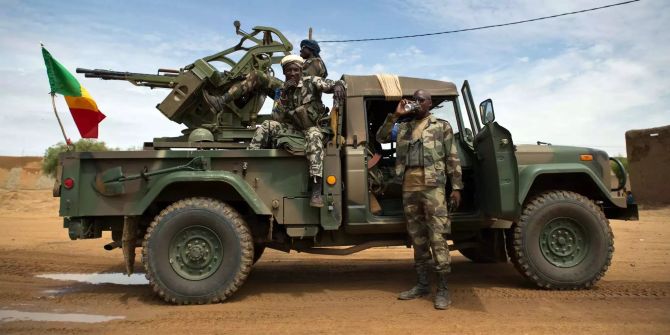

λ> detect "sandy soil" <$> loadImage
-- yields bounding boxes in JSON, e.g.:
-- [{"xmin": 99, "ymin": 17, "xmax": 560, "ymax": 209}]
[{"xmin": 0, "ymin": 188, "xmax": 669, "ymax": 335}]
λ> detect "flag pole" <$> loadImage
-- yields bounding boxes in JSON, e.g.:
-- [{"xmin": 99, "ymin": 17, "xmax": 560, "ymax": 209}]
[
  {"xmin": 50, "ymin": 92, "xmax": 72, "ymax": 149},
  {"xmin": 42, "ymin": 42, "xmax": 72, "ymax": 149}
]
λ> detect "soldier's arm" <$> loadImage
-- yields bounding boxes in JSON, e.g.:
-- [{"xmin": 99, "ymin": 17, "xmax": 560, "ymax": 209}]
[
  {"xmin": 310, "ymin": 77, "xmax": 345, "ymax": 93},
  {"xmin": 444, "ymin": 122, "xmax": 464, "ymax": 190},
  {"xmin": 376, "ymin": 113, "xmax": 399, "ymax": 144}
]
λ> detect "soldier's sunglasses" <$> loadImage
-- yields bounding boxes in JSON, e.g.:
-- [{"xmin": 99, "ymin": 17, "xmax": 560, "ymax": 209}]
[{"xmin": 413, "ymin": 96, "xmax": 427, "ymax": 102}]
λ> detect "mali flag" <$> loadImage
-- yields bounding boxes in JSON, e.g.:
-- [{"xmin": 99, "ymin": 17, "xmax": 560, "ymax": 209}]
[{"xmin": 42, "ymin": 47, "xmax": 106, "ymax": 138}]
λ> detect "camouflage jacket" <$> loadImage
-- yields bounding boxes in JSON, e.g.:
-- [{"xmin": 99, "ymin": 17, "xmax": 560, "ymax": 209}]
[
  {"xmin": 272, "ymin": 76, "xmax": 344, "ymax": 130},
  {"xmin": 376, "ymin": 114, "xmax": 463, "ymax": 189},
  {"xmin": 303, "ymin": 57, "xmax": 328, "ymax": 78}
]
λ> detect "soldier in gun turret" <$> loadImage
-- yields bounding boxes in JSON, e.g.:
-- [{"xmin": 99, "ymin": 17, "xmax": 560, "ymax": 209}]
[
  {"xmin": 249, "ymin": 55, "xmax": 344, "ymax": 207},
  {"xmin": 203, "ymin": 69, "xmax": 282, "ymax": 114},
  {"xmin": 299, "ymin": 39, "xmax": 328, "ymax": 78},
  {"xmin": 203, "ymin": 40, "xmax": 328, "ymax": 118}
]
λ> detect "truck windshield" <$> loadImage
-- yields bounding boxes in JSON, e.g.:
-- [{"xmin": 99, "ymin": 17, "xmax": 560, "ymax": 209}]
[{"xmin": 431, "ymin": 98, "xmax": 470, "ymax": 143}]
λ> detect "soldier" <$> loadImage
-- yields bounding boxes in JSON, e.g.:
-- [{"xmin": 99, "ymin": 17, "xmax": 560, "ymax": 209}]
[
  {"xmin": 203, "ymin": 68, "xmax": 283, "ymax": 125},
  {"xmin": 248, "ymin": 55, "xmax": 345, "ymax": 207},
  {"xmin": 203, "ymin": 40, "xmax": 328, "ymax": 124},
  {"xmin": 376, "ymin": 90, "xmax": 463, "ymax": 310},
  {"xmin": 299, "ymin": 39, "xmax": 328, "ymax": 78}
]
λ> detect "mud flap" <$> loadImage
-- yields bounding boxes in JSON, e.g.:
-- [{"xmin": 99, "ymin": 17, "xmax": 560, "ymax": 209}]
[{"xmin": 123, "ymin": 216, "xmax": 139, "ymax": 275}]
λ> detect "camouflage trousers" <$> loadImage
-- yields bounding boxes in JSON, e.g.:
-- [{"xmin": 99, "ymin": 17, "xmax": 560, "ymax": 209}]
[
  {"xmin": 403, "ymin": 186, "xmax": 451, "ymax": 273},
  {"xmin": 224, "ymin": 70, "xmax": 281, "ymax": 124},
  {"xmin": 226, "ymin": 69, "xmax": 276, "ymax": 102},
  {"xmin": 248, "ymin": 120, "xmax": 324, "ymax": 177}
]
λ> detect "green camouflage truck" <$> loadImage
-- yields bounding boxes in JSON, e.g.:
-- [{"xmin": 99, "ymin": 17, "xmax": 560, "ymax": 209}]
[{"xmin": 54, "ymin": 23, "xmax": 638, "ymax": 305}]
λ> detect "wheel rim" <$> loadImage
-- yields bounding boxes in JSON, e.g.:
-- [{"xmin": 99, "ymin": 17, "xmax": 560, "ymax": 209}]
[
  {"xmin": 169, "ymin": 225, "xmax": 224, "ymax": 280},
  {"xmin": 539, "ymin": 217, "xmax": 589, "ymax": 268}
]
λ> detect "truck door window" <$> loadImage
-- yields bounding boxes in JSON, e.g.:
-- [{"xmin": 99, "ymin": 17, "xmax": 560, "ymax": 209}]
[
  {"xmin": 461, "ymin": 80, "xmax": 482, "ymax": 135},
  {"xmin": 433, "ymin": 98, "xmax": 472, "ymax": 146}
]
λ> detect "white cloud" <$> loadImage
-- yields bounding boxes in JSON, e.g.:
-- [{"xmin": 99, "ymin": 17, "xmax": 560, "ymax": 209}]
[
  {"xmin": 0, "ymin": 0, "xmax": 668, "ymax": 158},
  {"xmin": 382, "ymin": 0, "xmax": 670, "ymax": 155}
]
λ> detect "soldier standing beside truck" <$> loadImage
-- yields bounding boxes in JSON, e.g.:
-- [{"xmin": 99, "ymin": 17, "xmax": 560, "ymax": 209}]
[{"xmin": 376, "ymin": 90, "xmax": 463, "ymax": 310}]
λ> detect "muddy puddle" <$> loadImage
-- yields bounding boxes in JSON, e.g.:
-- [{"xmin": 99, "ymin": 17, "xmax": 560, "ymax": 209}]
[
  {"xmin": 36, "ymin": 273, "xmax": 149, "ymax": 285},
  {"xmin": 0, "ymin": 309, "xmax": 124, "ymax": 323}
]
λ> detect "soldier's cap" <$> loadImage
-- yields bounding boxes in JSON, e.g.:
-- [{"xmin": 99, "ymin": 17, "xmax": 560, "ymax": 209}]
[
  {"xmin": 281, "ymin": 55, "xmax": 304, "ymax": 68},
  {"xmin": 300, "ymin": 39, "xmax": 321, "ymax": 56}
]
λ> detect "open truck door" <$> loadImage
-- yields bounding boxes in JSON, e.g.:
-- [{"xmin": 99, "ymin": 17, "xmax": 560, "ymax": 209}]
[{"xmin": 461, "ymin": 81, "xmax": 519, "ymax": 219}]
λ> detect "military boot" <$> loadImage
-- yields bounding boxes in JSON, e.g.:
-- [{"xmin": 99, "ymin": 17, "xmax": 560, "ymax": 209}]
[
  {"xmin": 310, "ymin": 176, "xmax": 324, "ymax": 208},
  {"xmin": 203, "ymin": 90, "xmax": 230, "ymax": 112},
  {"xmin": 398, "ymin": 263, "xmax": 430, "ymax": 300},
  {"xmin": 434, "ymin": 272, "xmax": 452, "ymax": 310}
]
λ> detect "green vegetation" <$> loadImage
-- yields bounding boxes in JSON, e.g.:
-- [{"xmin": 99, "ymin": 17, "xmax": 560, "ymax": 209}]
[
  {"xmin": 42, "ymin": 140, "xmax": 113, "ymax": 177},
  {"xmin": 610, "ymin": 156, "xmax": 629, "ymax": 186}
]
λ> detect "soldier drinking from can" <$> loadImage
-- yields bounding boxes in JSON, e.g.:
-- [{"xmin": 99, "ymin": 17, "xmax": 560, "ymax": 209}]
[{"xmin": 376, "ymin": 89, "xmax": 463, "ymax": 310}]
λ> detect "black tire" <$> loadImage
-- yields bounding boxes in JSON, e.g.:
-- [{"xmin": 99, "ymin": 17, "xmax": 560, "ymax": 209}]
[
  {"xmin": 142, "ymin": 197, "xmax": 253, "ymax": 304},
  {"xmin": 508, "ymin": 190, "xmax": 614, "ymax": 289},
  {"xmin": 252, "ymin": 244, "xmax": 266, "ymax": 264},
  {"xmin": 458, "ymin": 229, "xmax": 508, "ymax": 263}
]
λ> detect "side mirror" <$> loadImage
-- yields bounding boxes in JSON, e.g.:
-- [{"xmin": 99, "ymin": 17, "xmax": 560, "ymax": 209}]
[{"xmin": 479, "ymin": 99, "xmax": 495, "ymax": 125}]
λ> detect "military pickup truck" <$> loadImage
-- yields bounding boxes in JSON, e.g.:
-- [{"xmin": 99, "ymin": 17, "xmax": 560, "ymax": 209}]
[{"xmin": 55, "ymin": 74, "xmax": 637, "ymax": 304}]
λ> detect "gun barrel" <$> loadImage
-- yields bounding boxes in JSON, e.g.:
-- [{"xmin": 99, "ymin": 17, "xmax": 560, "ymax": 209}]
[
  {"xmin": 77, "ymin": 68, "xmax": 129, "ymax": 77},
  {"xmin": 76, "ymin": 68, "xmax": 177, "ymax": 89}
]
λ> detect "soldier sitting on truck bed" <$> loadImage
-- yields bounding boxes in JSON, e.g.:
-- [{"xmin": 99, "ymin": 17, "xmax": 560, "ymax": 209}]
[
  {"xmin": 249, "ymin": 55, "xmax": 345, "ymax": 207},
  {"xmin": 204, "ymin": 55, "xmax": 345, "ymax": 207}
]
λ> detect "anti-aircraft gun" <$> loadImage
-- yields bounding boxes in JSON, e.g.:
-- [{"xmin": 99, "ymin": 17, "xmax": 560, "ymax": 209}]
[{"xmin": 77, "ymin": 21, "xmax": 293, "ymax": 147}]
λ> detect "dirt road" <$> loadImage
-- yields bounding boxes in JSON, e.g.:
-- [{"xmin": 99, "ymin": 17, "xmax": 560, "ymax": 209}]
[{"xmin": 0, "ymin": 189, "xmax": 669, "ymax": 334}]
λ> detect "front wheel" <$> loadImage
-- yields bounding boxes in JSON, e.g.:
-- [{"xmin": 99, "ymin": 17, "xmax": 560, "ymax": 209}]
[
  {"xmin": 508, "ymin": 190, "xmax": 614, "ymax": 289},
  {"xmin": 142, "ymin": 197, "xmax": 254, "ymax": 304}
]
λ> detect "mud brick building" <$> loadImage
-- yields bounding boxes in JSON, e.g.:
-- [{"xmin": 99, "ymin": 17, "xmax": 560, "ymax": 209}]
[{"xmin": 626, "ymin": 125, "xmax": 670, "ymax": 205}]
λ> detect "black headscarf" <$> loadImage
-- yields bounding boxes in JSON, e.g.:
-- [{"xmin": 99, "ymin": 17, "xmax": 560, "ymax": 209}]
[{"xmin": 300, "ymin": 39, "xmax": 321, "ymax": 56}]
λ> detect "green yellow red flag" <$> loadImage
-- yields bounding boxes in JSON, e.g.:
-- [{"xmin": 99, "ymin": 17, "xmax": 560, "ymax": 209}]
[{"xmin": 42, "ymin": 47, "xmax": 106, "ymax": 138}]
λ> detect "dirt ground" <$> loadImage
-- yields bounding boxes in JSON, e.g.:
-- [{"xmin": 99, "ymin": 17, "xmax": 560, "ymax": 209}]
[{"xmin": 0, "ymin": 188, "xmax": 669, "ymax": 335}]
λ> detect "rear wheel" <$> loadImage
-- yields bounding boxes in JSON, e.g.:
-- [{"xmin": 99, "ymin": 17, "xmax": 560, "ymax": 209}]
[
  {"xmin": 142, "ymin": 197, "xmax": 253, "ymax": 304},
  {"xmin": 508, "ymin": 190, "xmax": 614, "ymax": 289}
]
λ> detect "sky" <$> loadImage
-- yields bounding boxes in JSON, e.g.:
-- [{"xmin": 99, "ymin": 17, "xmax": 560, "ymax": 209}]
[{"xmin": 0, "ymin": 0, "xmax": 668, "ymax": 156}]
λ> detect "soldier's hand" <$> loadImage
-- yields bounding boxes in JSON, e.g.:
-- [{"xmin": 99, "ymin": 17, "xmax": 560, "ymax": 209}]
[
  {"xmin": 334, "ymin": 84, "xmax": 346, "ymax": 101},
  {"xmin": 449, "ymin": 190, "xmax": 461, "ymax": 209},
  {"xmin": 394, "ymin": 99, "xmax": 412, "ymax": 118}
]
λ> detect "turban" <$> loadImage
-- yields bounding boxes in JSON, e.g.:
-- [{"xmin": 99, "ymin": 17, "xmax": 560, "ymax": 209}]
[
  {"xmin": 300, "ymin": 39, "xmax": 321, "ymax": 56},
  {"xmin": 281, "ymin": 55, "xmax": 304, "ymax": 68}
]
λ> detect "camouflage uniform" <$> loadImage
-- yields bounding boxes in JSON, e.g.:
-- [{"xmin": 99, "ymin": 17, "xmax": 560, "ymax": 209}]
[
  {"xmin": 303, "ymin": 57, "xmax": 328, "ymax": 78},
  {"xmin": 248, "ymin": 75, "xmax": 345, "ymax": 178},
  {"xmin": 205, "ymin": 69, "xmax": 284, "ymax": 125},
  {"xmin": 376, "ymin": 114, "xmax": 463, "ymax": 273},
  {"xmin": 224, "ymin": 69, "xmax": 283, "ymax": 104}
]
